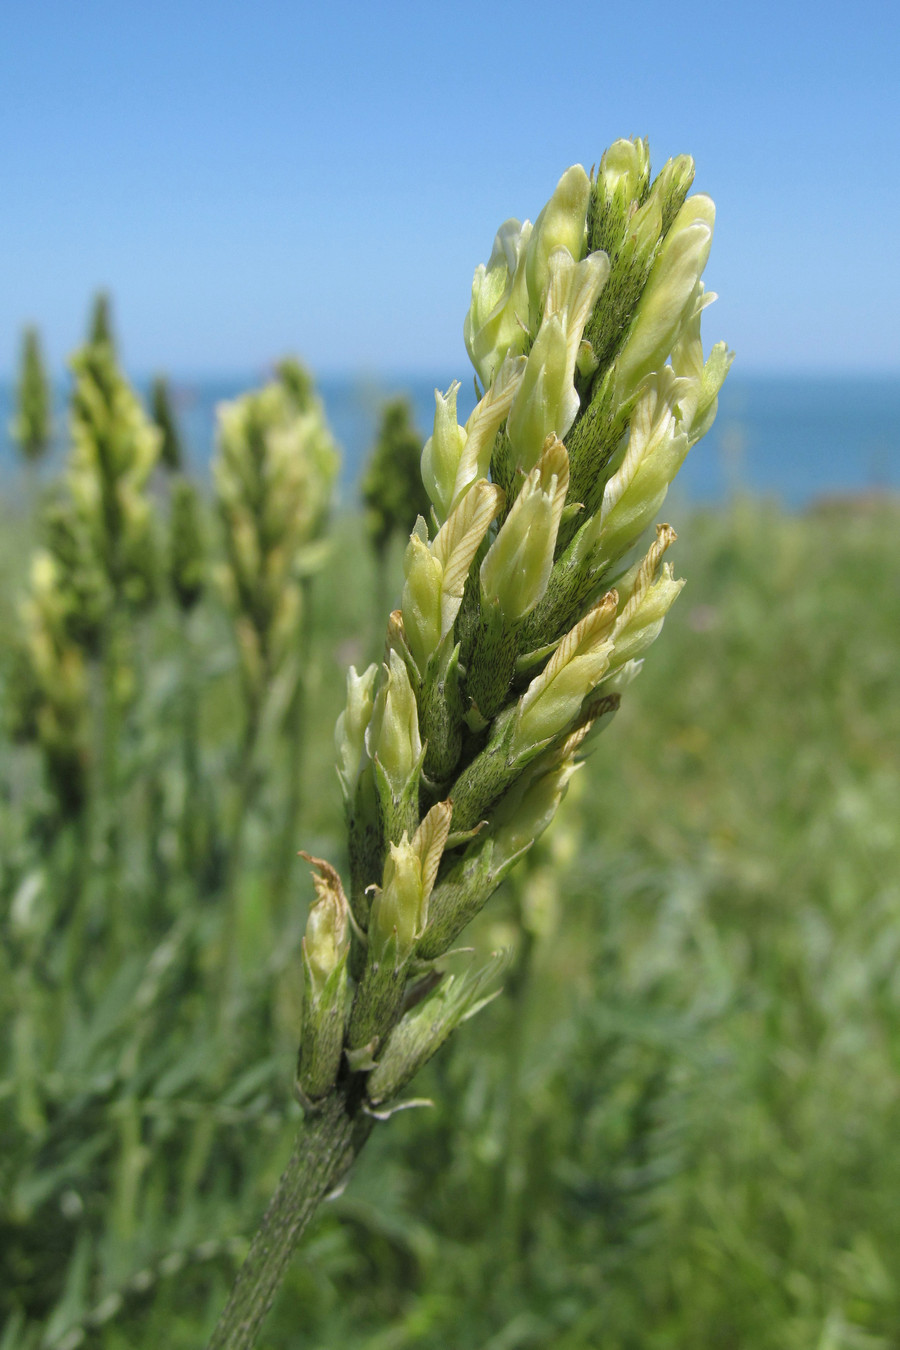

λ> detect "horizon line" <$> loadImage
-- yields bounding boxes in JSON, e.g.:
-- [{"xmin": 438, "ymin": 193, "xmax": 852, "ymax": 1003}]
[{"xmin": 1, "ymin": 363, "xmax": 899, "ymax": 386}]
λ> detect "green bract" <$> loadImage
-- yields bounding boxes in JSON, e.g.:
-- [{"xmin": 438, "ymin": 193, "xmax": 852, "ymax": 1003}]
[{"xmin": 464, "ymin": 220, "xmax": 533, "ymax": 389}]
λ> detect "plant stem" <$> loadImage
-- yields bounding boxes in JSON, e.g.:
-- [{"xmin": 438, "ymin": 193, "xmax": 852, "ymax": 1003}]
[
  {"xmin": 59, "ymin": 814, "xmax": 93, "ymax": 1003},
  {"xmin": 207, "ymin": 1088, "xmax": 373, "ymax": 1350},
  {"xmin": 273, "ymin": 576, "xmax": 313, "ymax": 908},
  {"xmin": 100, "ymin": 603, "xmax": 126, "ymax": 960},
  {"xmin": 496, "ymin": 926, "xmax": 537, "ymax": 1298},
  {"xmin": 219, "ymin": 711, "xmax": 260, "ymax": 1024},
  {"xmin": 23, "ymin": 458, "xmax": 40, "ymax": 526},
  {"xmin": 179, "ymin": 606, "xmax": 202, "ymax": 875}
]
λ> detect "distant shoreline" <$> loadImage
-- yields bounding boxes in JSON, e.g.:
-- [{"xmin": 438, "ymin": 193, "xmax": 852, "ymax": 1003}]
[{"xmin": 1, "ymin": 372, "xmax": 897, "ymax": 508}]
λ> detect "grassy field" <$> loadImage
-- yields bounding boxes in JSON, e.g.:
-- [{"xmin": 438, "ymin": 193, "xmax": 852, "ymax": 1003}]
[{"xmin": 2, "ymin": 484, "xmax": 900, "ymax": 1349}]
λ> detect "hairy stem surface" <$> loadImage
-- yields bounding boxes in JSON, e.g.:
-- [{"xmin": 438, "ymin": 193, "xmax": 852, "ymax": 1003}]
[{"xmin": 207, "ymin": 1088, "xmax": 373, "ymax": 1350}]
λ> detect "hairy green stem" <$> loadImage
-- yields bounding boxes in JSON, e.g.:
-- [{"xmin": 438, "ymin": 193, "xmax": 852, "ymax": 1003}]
[{"xmin": 207, "ymin": 1089, "xmax": 373, "ymax": 1350}]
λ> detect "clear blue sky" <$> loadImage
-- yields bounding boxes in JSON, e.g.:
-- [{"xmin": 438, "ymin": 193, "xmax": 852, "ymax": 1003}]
[{"xmin": 3, "ymin": 0, "xmax": 898, "ymax": 379}]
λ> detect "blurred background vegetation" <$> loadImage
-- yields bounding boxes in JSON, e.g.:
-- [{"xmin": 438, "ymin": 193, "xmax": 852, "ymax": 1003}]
[{"xmin": 2, "ymin": 309, "xmax": 900, "ymax": 1350}]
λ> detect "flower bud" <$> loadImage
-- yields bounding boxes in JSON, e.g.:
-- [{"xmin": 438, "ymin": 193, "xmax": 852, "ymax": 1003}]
[
  {"xmin": 606, "ymin": 525, "xmax": 684, "ymax": 673},
  {"xmin": 591, "ymin": 367, "xmax": 690, "ymax": 568},
  {"xmin": 452, "ymin": 355, "xmax": 526, "ymax": 511},
  {"xmin": 628, "ymin": 194, "xmax": 664, "ymax": 267},
  {"xmin": 401, "ymin": 481, "xmax": 504, "ymax": 671},
  {"xmin": 423, "ymin": 356, "xmax": 523, "ymax": 523},
  {"xmin": 612, "ymin": 194, "xmax": 715, "ymax": 407},
  {"xmin": 66, "ymin": 343, "xmax": 162, "ymax": 613},
  {"xmin": 598, "ymin": 138, "xmax": 651, "ymax": 208},
  {"xmin": 400, "ymin": 523, "xmax": 444, "ymax": 671},
  {"xmin": 335, "ymin": 663, "xmax": 379, "ymax": 803},
  {"xmin": 298, "ymin": 855, "xmax": 350, "ymax": 1101},
  {"xmin": 647, "ymin": 154, "xmax": 696, "ymax": 235},
  {"xmin": 369, "ymin": 837, "xmax": 422, "ymax": 964},
  {"xmin": 368, "ymin": 801, "xmax": 453, "ymax": 964},
  {"xmin": 590, "ymin": 138, "xmax": 651, "ymax": 255},
  {"xmin": 422, "ymin": 360, "xmax": 525, "ymax": 523},
  {"xmin": 421, "ymin": 382, "xmax": 468, "ymax": 520},
  {"xmin": 525, "ymin": 165, "xmax": 591, "ymax": 320},
  {"xmin": 491, "ymin": 754, "xmax": 582, "ymax": 866},
  {"xmin": 669, "ymin": 284, "xmax": 734, "ymax": 444},
  {"xmin": 214, "ymin": 365, "xmax": 339, "ymax": 705},
  {"xmin": 691, "ymin": 339, "xmax": 734, "ymax": 446},
  {"xmin": 507, "ymin": 249, "xmax": 609, "ymax": 472},
  {"xmin": 480, "ymin": 436, "xmax": 569, "ymax": 623},
  {"xmin": 365, "ymin": 649, "xmax": 422, "ymax": 798},
  {"xmin": 302, "ymin": 855, "xmax": 350, "ymax": 999},
  {"xmin": 506, "ymin": 321, "xmax": 565, "ymax": 475},
  {"xmin": 511, "ymin": 591, "xmax": 618, "ymax": 756},
  {"xmin": 668, "ymin": 284, "xmax": 713, "ymax": 388},
  {"xmin": 464, "ymin": 219, "xmax": 533, "ymax": 389},
  {"xmin": 432, "ymin": 480, "xmax": 505, "ymax": 628}
]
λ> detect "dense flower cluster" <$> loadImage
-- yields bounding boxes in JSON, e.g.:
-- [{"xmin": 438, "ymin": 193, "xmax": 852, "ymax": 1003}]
[
  {"xmin": 214, "ymin": 359, "xmax": 339, "ymax": 716},
  {"xmin": 299, "ymin": 138, "xmax": 732, "ymax": 1110}
]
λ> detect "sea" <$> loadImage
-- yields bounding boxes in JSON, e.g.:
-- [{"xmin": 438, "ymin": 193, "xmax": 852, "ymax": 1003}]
[{"xmin": 1, "ymin": 372, "xmax": 898, "ymax": 510}]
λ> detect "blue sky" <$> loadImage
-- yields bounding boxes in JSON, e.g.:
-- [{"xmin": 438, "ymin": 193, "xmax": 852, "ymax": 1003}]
[{"xmin": 2, "ymin": 0, "xmax": 898, "ymax": 379}]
